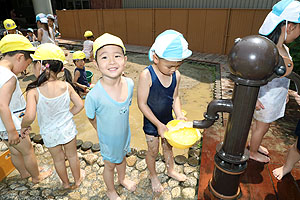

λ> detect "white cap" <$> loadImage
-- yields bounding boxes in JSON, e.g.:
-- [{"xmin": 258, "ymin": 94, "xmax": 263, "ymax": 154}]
[
  {"xmin": 149, "ymin": 29, "xmax": 192, "ymax": 62},
  {"xmin": 36, "ymin": 13, "xmax": 46, "ymax": 22},
  {"xmin": 259, "ymin": 0, "xmax": 300, "ymax": 35},
  {"xmin": 40, "ymin": 17, "xmax": 48, "ymax": 24}
]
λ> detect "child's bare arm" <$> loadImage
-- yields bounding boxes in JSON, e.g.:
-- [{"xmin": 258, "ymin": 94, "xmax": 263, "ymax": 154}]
[
  {"xmin": 68, "ymin": 83, "xmax": 84, "ymax": 115},
  {"xmin": 137, "ymin": 70, "xmax": 168, "ymax": 138},
  {"xmin": 88, "ymin": 117, "xmax": 97, "ymax": 130},
  {"xmin": 0, "ymin": 77, "xmax": 19, "ymax": 144},
  {"xmin": 172, "ymin": 71, "xmax": 186, "ymax": 120},
  {"xmin": 74, "ymin": 71, "xmax": 88, "ymax": 90},
  {"xmin": 37, "ymin": 29, "xmax": 43, "ymax": 42},
  {"xmin": 21, "ymin": 89, "xmax": 38, "ymax": 129}
]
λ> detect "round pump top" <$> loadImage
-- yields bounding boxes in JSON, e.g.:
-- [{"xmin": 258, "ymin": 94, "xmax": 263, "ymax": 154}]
[{"xmin": 228, "ymin": 35, "xmax": 279, "ymax": 82}]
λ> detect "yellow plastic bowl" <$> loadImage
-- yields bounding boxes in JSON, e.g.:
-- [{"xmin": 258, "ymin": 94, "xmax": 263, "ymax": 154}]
[
  {"xmin": 165, "ymin": 120, "xmax": 202, "ymax": 149},
  {"xmin": 172, "ymin": 109, "xmax": 187, "ymax": 119}
]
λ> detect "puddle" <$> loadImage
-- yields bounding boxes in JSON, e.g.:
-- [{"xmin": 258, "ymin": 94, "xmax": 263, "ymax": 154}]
[{"xmin": 19, "ymin": 52, "xmax": 215, "ymax": 156}]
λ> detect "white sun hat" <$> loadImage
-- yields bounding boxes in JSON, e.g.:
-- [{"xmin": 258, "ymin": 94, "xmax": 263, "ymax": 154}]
[
  {"xmin": 259, "ymin": 0, "xmax": 300, "ymax": 36},
  {"xmin": 149, "ymin": 29, "xmax": 192, "ymax": 62},
  {"xmin": 40, "ymin": 17, "xmax": 48, "ymax": 24}
]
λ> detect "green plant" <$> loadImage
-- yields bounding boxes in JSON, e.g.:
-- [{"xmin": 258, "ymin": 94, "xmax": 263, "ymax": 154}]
[{"xmin": 289, "ymin": 37, "xmax": 300, "ymax": 74}]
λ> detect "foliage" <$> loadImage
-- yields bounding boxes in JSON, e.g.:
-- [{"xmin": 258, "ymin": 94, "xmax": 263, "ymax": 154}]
[{"xmin": 289, "ymin": 37, "xmax": 300, "ymax": 75}]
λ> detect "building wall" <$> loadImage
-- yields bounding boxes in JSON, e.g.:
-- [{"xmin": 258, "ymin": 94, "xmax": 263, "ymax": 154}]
[
  {"xmin": 123, "ymin": 0, "xmax": 279, "ymax": 9},
  {"xmin": 90, "ymin": 0, "xmax": 122, "ymax": 9},
  {"xmin": 57, "ymin": 8, "xmax": 270, "ymax": 55}
]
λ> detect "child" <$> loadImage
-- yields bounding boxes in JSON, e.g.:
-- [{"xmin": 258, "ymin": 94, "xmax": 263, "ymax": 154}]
[
  {"xmin": 26, "ymin": 28, "xmax": 37, "ymax": 42},
  {"xmin": 72, "ymin": 50, "xmax": 93, "ymax": 97},
  {"xmin": 47, "ymin": 14, "xmax": 60, "ymax": 38},
  {"xmin": 36, "ymin": 16, "xmax": 55, "ymax": 44},
  {"xmin": 3, "ymin": 19, "xmax": 23, "ymax": 36},
  {"xmin": 21, "ymin": 43, "xmax": 85, "ymax": 189},
  {"xmin": 0, "ymin": 34, "xmax": 51, "ymax": 183},
  {"xmin": 273, "ymin": 92, "xmax": 300, "ymax": 180},
  {"xmin": 85, "ymin": 33, "xmax": 136, "ymax": 199},
  {"xmin": 83, "ymin": 30, "xmax": 94, "ymax": 62},
  {"xmin": 137, "ymin": 29, "xmax": 192, "ymax": 193},
  {"xmin": 250, "ymin": 0, "xmax": 300, "ymax": 163}
]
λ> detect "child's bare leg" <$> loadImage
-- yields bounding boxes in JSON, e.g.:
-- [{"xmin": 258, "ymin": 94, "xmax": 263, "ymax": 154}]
[
  {"xmin": 4, "ymin": 137, "xmax": 51, "ymax": 183},
  {"xmin": 162, "ymin": 138, "xmax": 186, "ymax": 182},
  {"xmin": 103, "ymin": 160, "xmax": 121, "ymax": 200},
  {"xmin": 145, "ymin": 135, "xmax": 164, "ymax": 193},
  {"xmin": 249, "ymin": 121, "xmax": 269, "ymax": 155},
  {"xmin": 249, "ymin": 120, "xmax": 270, "ymax": 163},
  {"xmin": 116, "ymin": 157, "xmax": 136, "ymax": 191},
  {"xmin": 48, "ymin": 145, "xmax": 71, "ymax": 189},
  {"xmin": 273, "ymin": 139, "xmax": 300, "ymax": 180},
  {"xmin": 63, "ymin": 138, "xmax": 83, "ymax": 188}
]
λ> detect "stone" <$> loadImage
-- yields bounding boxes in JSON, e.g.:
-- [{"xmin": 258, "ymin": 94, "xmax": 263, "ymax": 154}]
[
  {"xmin": 69, "ymin": 191, "xmax": 81, "ymax": 199},
  {"xmin": 35, "ymin": 144, "xmax": 44, "ymax": 155},
  {"xmin": 15, "ymin": 186, "xmax": 28, "ymax": 191},
  {"xmin": 76, "ymin": 139, "xmax": 83, "ymax": 149},
  {"xmin": 80, "ymin": 160, "xmax": 86, "ymax": 169},
  {"xmin": 83, "ymin": 153, "xmax": 98, "ymax": 165},
  {"xmin": 98, "ymin": 166, "xmax": 104, "ymax": 174},
  {"xmin": 97, "ymin": 156, "xmax": 104, "ymax": 167},
  {"xmin": 0, "ymin": 142, "xmax": 8, "ymax": 151},
  {"xmin": 160, "ymin": 189, "xmax": 172, "ymax": 200},
  {"xmin": 184, "ymin": 166, "xmax": 196, "ymax": 175},
  {"xmin": 139, "ymin": 170, "xmax": 149, "ymax": 180},
  {"xmin": 188, "ymin": 149, "xmax": 201, "ymax": 159},
  {"xmin": 29, "ymin": 132, "xmax": 36, "ymax": 141},
  {"xmin": 155, "ymin": 161, "xmax": 166, "ymax": 174},
  {"xmin": 158, "ymin": 173, "xmax": 169, "ymax": 183},
  {"xmin": 193, "ymin": 171, "xmax": 199, "ymax": 179},
  {"xmin": 81, "ymin": 141, "xmax": 92, "ymax": 151},
  {"xmin": 137, "ymin": 150, "xmax": 147, "ymax": 159},
  {"xmin": 87, "ymin": 172, "xmax": 97, "ymax": 181},
  {"xmin": 174, "ymin": 155, "xmax": 187, "ymax": 165},
  {"xmin": 126, "ymin": 148, "xmax": 137, "ymax": 157},
  {"xmin": 91, "ymin": 143, "xmax": 100, "ymax": 152},
  {"xmin": 33, "ymin": 134, "xmax": 43, "ymax": 144},
  {"xmin": 9, "ymin": 183, "xmax": 19, "ymax": 190},
  {"xmin": 181, "ymin": 176, "xmax": 197, "ymax": 187},
  {"xmin": 168, "ymin": 179, "xmax": 179, "ymax": 188},
  {"xmin": 29, "ymin": 189, "xmax": 40, "ymax": 196},
  {"xmin": 41, "ymin": 189, "xmax": 52, "ymax": 198},
  {"xmin": 171, "ymin": 186, "xmax": 181, "ymax": 198},
  {"xmin": 92, "ymin": 163, "xmax": 100, "ymax": 171},
  {"xmin": 126, "ymin": 155, "xmax": 137, "ymax": 167},
  {"xmin": 188, "ymin": 157, "xmax": 199, "ymax": 167},
  {"xmin": 182, "ymin": 187, "xmax": 196, "ymax": 199},
  {"xmin": 136, "ymin": 159, "xmax": 147, "ymax": 171}
]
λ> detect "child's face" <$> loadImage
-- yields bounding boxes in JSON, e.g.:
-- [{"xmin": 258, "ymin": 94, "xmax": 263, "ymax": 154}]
[
  {"xmin": 153, "ymin": 54, "xmax": 183, "ymax": 76},
  {"xmin": 27, "ymin": 32, "xmax": 33, "ymax": 36},
  {"xmin": 48, "ymin": 19, "xmax": 54, "ymax": 26},
  {"xmin": 286, "ymin": 23, "xmax": 300, "ymax": 43},
  {"xmin": 75, "ymin": 59, "xmax": 85, "ymax": 68},
  {"xmin": 8, "ymin": 29, "xmax": 16, "ymax": 34},
  {"xmin": 95, "ymin": 45, "xmax": 127, "ymax": 79},
  {"xmin": 13, "ymin": 54, "xmax": 32, "ymax": 75}
]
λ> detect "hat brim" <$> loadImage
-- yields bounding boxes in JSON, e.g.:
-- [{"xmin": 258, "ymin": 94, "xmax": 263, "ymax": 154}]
[{"xmin": 259, "ymin": 12, "xmax": 284, "ymax": 36}]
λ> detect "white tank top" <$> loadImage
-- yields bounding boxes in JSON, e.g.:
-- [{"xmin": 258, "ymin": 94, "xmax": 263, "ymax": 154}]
[
  {"xmin": 41, "ymin": 28, "xmax": 55, "ymax": 44},
  {"xmin": 36, "ymin": 83, "xmax": 77, "ymax": 147},
  {"xmin": 0, "ymin": 66, "xmax": 26, "ymax": 131}
]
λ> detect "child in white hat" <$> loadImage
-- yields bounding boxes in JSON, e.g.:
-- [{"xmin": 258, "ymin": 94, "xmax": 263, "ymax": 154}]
[
  {"xmin": 250, "ymin": 0, "xmax": 300, "ymax": 163},
  {"xmin": 137, "ymin": 29, "xmax": 192, "ymax": 193}
]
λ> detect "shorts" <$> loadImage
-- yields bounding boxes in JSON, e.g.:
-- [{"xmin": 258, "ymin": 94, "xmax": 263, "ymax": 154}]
[
  {"xmin": 0, "ymin": 130, "xmax": 21, "ymax": 141},
  {"xmin": 295, "ymin": 120, "xmax": 300, "ymax": 151}
]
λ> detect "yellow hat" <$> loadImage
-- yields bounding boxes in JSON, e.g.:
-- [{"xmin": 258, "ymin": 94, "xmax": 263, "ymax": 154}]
[
  {"xmin": 73, "ymin": 50, "xmax": 86, "ymax": 60},
  {"xmin": 0, "ymin": 34, "xmax": 35, "ymax": 54},
  {"xmin": 31, "ymin": 43, "xmax": 65, "ymax": 62},
  {"xmin": 84, "ymin": 30, "xmax": 93, "ymax": 38},
  {"xmin": 3, "ymin": 19, "xmax": 17, "ymax": 30},
  {"xmin": 93, "ymin": 33, "xmax": 126, "ymax": 57}
]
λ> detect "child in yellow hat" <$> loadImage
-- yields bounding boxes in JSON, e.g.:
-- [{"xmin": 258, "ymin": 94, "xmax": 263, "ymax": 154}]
[
  {"xmin": 83, "ymin": 30, "xmax": 94, "ymax": 62},
  {"xmin": 0, "ymin": 34, "xmax": 51, "ymax": 183},
  {"xmin": 21, "ymin": 43, "xmax": 85, "ymax": 189},
  {"xmin": 3, "ymin": 19, "xmax": 23, "ymax": 36},
  {"xmin": 85, "ymin": 33, "xmax": 136, "ymax": 199}
]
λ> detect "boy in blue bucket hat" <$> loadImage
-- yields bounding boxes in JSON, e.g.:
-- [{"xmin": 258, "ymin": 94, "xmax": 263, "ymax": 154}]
[{"xmin": 137, "ymin": 29, "xmax": 192, "ymax": 193}]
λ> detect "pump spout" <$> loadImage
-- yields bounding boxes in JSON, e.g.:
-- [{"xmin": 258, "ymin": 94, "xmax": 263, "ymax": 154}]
[
  {"xmin": 193, "ymin": 99, "xmax": 233, "ymax": 129},
  {"xmin": 286, "ymin": 72, "xmax": 300, "ymax": 95}
]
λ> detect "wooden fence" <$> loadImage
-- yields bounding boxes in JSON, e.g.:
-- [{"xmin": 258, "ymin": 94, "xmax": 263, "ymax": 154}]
[{"xmin": 57, "ymin": 8, "xmax": 270, "ymax": 55}]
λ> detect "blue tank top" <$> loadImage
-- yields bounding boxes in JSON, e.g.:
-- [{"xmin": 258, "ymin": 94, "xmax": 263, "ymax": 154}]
[
  {"xmin": 143, "ymin": 65, "xmax": 176, "ymax": 134},
  {"xmin": 75, "ymin": 67, "xmax": 89, "ymax": 87}
]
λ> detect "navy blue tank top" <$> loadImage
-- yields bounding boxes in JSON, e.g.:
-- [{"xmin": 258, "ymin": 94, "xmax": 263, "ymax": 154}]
[
  {"xmin": 143, "ymin": 65, "xmax": 176, "ymax": 135},
  {"xmin": 75, "ymin": 67, "xmax": 89, "ymax": 87}
]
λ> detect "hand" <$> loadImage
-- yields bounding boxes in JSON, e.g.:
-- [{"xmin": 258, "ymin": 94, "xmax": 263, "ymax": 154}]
[
  {"xmin": 295, "ymin": 94, "xmax": 300, "ymax": 105},
  {"xmin": 21, "ymin": 126, "xmax": 31, "ymax": 138},
  {"xmin": 176, "ymin": 116, "xmax": 187, "ymax": 121},
  {"xmin": 157, "ymin": 123, "xmax": 168, "ymax": 139},
  {"xmin": 8, "ymin": 131, "xmax": 20, "ymax": 145},
  {"xmin": 286, "ymin": 94, "xmax": 289, "ymax": 104},
  {"xmin": 255, "ymin": 100, "xmax": 265, "ymax": 111}
]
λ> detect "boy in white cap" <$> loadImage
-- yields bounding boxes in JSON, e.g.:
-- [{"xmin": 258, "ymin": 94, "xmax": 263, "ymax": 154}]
[
  {"xmin": 85, "ymin": 33, "xmax": 136, "ymax": 199},
  {"xmin": 250, "ymin": 0, "xmax": 300, "ymax": 163},
  {"xmin": 83, "ymin": 30, "xmax": 94, "ymax": 62},
  {"xmin": 137, "ymin": 29, "xmax": 192, "ymax": 193}
]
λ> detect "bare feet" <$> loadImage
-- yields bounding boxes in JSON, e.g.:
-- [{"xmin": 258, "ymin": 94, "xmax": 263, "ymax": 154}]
[
  {"xmin": 250, "ymin": 152, "xmax": 270, "ymax": 163},
  {"xmin": 258, "ymin": 145, "xmax": 269, "ymax": 155},
  {"xmin": 106, "ymin": 190, "xmax": 121, "ymax": 200},
  {"xmin": 150, "ymin": 175, "xmax": 164, "ymax": 193},
  {"xmin": 120, "ymin": 178, "xmax": 136, "ymax": 192},
  {"xmin": 74, "ymin": 169, "xmax": 85, "ymax": 188},
  {"xmin": 272, "ymin": 166, "xmax": 292, "ymax": 180},
  {"xmin": 31, "ymin": 167, "xmax": 53, "ymax": 184},
  {"xmin": 167, "ymin": 170, "xmax": 187, "ymax": 182},
  {"xmin": 62, "ymin": 182, "xmax": 71, "ymax": 189}
]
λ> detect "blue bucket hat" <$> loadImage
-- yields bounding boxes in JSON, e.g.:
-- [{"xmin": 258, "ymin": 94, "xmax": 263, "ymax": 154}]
[
  {"xmin": 36, "ymin": 13, "xmax": 46, "ymax": 22},
  {"xmin": 149, "ymin": 30, "xmax": 192, "ymax": 62},
  {"xmin": 259, "ymin": 0, "xmax": 300, "ymax": 35}
]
